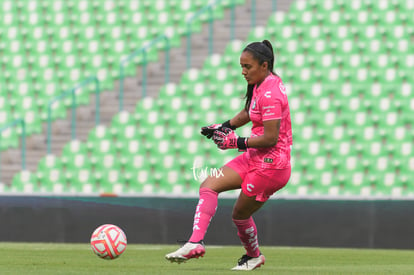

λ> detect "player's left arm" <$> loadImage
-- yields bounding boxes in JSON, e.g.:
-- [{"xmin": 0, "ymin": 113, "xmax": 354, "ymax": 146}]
[
  {"xmin": 246, "ymin": 119, "xmax": 280, "ymax": 148},
  {"xmin": 228, "ymin": 109, "xmax": 250, "ymax": 129}
]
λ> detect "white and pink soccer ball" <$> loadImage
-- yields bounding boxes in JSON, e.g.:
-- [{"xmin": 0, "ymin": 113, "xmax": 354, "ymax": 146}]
[{"xmin": 90, "ymin": 224, "xmax": 127, "ymax": 259}]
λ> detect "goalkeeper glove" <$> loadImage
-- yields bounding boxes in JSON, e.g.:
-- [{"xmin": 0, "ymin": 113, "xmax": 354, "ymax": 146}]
[
  {"xmin": 200, "ymin": 120, "xmax": 236, "ymax": 139},
  {"xmin": 212, "ymin": 127, "xmax": 248, "ymax": 151}
]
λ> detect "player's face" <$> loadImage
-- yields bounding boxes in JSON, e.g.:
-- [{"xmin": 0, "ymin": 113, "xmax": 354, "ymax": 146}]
[{"xmin": 240, "ymin": 50, "xmax": 269, "ymax": 86}]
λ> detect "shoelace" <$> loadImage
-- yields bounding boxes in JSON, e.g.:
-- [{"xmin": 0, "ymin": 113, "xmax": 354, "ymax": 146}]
[
  {"xmin": 176, "ymin": 239, "xmax": 188, "ymax": 245},
  {"xmin": 237, "ymin": 254, "xmax": 253, "ymax": 266}
]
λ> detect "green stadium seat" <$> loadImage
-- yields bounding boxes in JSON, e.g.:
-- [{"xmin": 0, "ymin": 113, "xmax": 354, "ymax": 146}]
[
  {"xmin": 158, "ymin": 83, "xmax": 179, "ymax": 99},
  {"xmin": 89, "ymin": 139, "xmax": 117, "ymax": 159},
  {"xmin": 70, "ymin": 0, "xmax": 95, "ymax": 13},
  {"xmin": 267, "ymin": 10, "xmax": 290, "ymax": 28},
  {"xmin": 223, "ymin": 40, "xmax": 244, "ymax": 63},
  {"xmin": 288, "ymin": 0, "xmax": 310, "ymax": 13},
  {"xmin": 135, "ymin": 96, "xmax": 162, "ymax": 114},
  {"xmin": 61, "ymin": 139, "xmax": 88, "ymax": 156},
  {"xmin": 64, "ymin": 152, "xmax": 91, "ymax": 172},
  {"xmin": 93, "ymin": 153, "xmax": 121, "ymax": 172},
  {"xmin": 88, "ymin": 124, "xmax": 112, "ymax": 142},
  {"xmin": 96, "ymin": 169, "xmax": 126, "ymax": 194},
  {"xmin": 372, "ymin": 170, "xmax": 402, "ymax": 197},
  {"xmin": 39, "ymin": 169, "xmax": 67, "ymax": 193},
  {"xmin": 384, "ymin": 126, "xmax": 410, "ymax": 144},
  {"xmin": 126, "ymin": 170, "xmax": 154, "ymax": 193},
  {"xmin": 122, "ymin": 153, "xmax": 150, "ymax": 172},
  {"xmin": 311, "ymin": 172, "xmax": 340, "ymax": 196},
  {"xmin": 0, "ymin": 124, "xmax": 19, "ymax": 150},
  {"xmin": 113, "ymin": 124, "xmax": 141, "ymax": 149},
  {"xmin": 314, "ymin": 0, "xmax": 340, "ymax": 11},
  {"xmin": 396, "ymin": 142, "xmax": 413, "ymax": 159},
  {"xmin": 110, "ymin": 111, "xmax": 136, "ymax": 135},
  {"xmin": 247, "ymin": 26, "xmax": 268, "ymax": 42},
  {"xmin": 36, "ymin": 153, "xmax": 62, "ymax": 175},
  {"xmin": 66, "ymin": 168, "xmax": 98, "ymax": 193},
  {"xmin": 60, "ymin": 141, "xmax": 88, "ymax": 173},
  {"xmin": 8, "ymin": 170, "xmax": 37, "ymax": 193},
  {"xmin": 341, "ymin": 172, "xmax": 372, "ymax": 196}
]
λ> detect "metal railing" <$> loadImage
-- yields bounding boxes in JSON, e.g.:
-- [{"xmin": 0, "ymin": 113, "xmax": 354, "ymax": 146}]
[
  {"xmin": 47, "ymin": 76, "xmax": 101, "ymax": 154},
  {"xmin": 251, "ymin": 0, "xmax": 278, "ymax": 28},
  {"xmin": 186, "ymin": 0, "xmax": 279, "ymax": 69},
  {"xmin": 186, "ymin": 0, "xmax": 219, "ymax": 69},
  {"xmin": 0, "ymin": 119, "xmax": 26, "ymax": 181},
  {"xmin": 119, "ymin": 0, "xmax": 279, "ymax": 106},
  {"xmin": 118, "ymin": 34, "xmax": 170, "ymax": 111},
  {"xmin": 0, "ymin": 0, "xmax": 280, "ymax": 182}
]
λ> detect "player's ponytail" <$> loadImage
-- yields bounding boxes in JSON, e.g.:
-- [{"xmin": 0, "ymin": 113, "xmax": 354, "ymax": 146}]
[
  {"xmin": 242, "ymin": 40, "xmax": 276, "ymax": 111},
  {"xmin": 261, "ymin": 39, "xmax": 275, "ymax": 74}
]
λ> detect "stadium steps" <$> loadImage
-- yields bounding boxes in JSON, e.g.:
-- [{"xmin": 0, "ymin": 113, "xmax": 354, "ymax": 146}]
[{"xmin": 1, "ymin": 0, "xmax": 295, "ymax": 184}]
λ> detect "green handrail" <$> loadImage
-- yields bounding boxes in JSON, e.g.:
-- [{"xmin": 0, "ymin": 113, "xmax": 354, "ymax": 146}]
[
  {"xmin": 184, "ymin": 0, "xmax": 279, "ymax": 68},
  {"xmin": 0, "ymin": 118, "xmax": 26, "ymax": 181},
  {"xmin": 251, "ymin": 0, "xmax": 256, "ymax": 28},
  {"xmin": 119, "ymin": 34, "xmax": 170, "ymax": 111},
  {"xmin": 73, "ymin": 76, "xmax": 101, "ymax": 125},
  {"xmin": 186, "ymin": 0, "xmax": 219, "ymax": 69},
  {"xmin": 230, "ymin": 0, "xmax": 277, "ymax": 40},
  {"xmin": 273, "ymin": 0, "xmax": 277, "ymax": 11},
  {"xmin": 230, "ymin": 0, "xmax": 236, "ymax": 40},
  {"xmin": 47, "ymin": 76, "xmax": 101, "ymax": 154}
]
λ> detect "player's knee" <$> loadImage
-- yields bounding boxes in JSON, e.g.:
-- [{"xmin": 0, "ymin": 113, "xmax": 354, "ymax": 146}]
[
  {"xmin": 200, "ymin": 179, "xmax": 213, "ymax": 189},
  {"xmin": 232, "ymin": 206, "xmax": 250, "ymax": 220},
  {"xmin": 200, "ymin": 177, "xmax": 224, "ymax": 193}
]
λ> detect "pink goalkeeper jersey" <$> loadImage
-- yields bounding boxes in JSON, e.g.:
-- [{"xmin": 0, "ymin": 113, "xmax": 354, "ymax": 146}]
[{"xmin": 247, "ymin": 73, "xmax": 292, "ymax": 169}]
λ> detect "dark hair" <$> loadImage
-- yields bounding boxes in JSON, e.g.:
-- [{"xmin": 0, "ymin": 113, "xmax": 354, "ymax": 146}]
[{"xmin": 242, "ymin": 40, "xmax": 275, "ymax": 111}]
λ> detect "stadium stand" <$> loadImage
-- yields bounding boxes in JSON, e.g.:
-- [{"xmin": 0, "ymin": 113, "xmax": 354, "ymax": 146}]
[
  {"xmin": 1, "ymin": 0, "xmax": 413, "ymax": 198},
  {"xmin": 0, "ymin": 0, "xmax": 254, "ymax": 184},
  {"xmin": 0, "ymin": 0, "xmax": 236, "ymax": 137}
]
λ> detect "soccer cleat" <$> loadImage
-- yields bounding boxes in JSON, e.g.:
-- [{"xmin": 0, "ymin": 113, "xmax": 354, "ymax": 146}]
[
  {"xmin": 165, "ymin": 241, "xmax": 205, "ymax": 263},
  {"xmin": 231, "ymin": 254, "xmax": 265, "ymax": 271}
]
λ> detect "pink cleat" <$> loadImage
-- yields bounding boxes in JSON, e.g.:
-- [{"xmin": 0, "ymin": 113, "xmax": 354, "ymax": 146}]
[
  {"xmin": 165, "ymin": 241, "xmax": 205, "ymax": 263},
  {"xmin": 231, "ymin": 254, "xmax": 265, "ymax": 271}
]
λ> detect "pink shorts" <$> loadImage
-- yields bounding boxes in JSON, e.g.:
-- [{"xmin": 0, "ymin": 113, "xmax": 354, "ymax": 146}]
[{"xmin": 226, "ymin": 153, "xmax": 291, "ymax": 202}]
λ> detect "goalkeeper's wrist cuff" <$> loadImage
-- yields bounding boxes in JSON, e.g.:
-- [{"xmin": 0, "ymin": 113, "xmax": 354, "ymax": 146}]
[
  {"xmin": 222, "ymin": 120, "xmax": 237, "ymax": 130},
  {"xmin": 237, "ymin": 137, "xmax": 248, "ymax": 151}
]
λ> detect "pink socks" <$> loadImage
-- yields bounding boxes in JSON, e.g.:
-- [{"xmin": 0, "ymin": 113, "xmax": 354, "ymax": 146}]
[
  {"xmin": 188, "ymin": 187, "xmax": 218, "ymax": 243},
  {"xmin": 233, "ymin": 217, "xmax": 260, "ymax": 257},
  {"xmin": 188, "ymin": 187, "xmax": 261, "ymax": 258}
]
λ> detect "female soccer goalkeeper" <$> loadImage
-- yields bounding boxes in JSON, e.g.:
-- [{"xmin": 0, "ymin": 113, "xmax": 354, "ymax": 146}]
[{"xmin": 166, "ymin": 40, "xmax": 292, "ymax": 271}]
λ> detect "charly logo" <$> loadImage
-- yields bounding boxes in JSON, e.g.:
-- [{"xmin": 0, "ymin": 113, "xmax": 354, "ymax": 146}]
[
  {"xmin": 191, "ymin": 159, "xmax": 224, "ymax": 181},
  {"xmin": 246, "ymin": 183, "xmax": 255, "ymax": 192}
]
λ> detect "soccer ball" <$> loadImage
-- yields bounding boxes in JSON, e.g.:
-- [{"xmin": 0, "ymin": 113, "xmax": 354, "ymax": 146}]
[{"xmin": 90, "ymin": 224, "xmax": 127, "ymax": 260}]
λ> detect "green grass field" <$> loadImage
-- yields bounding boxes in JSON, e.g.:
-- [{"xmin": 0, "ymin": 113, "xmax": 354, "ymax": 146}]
[{"xmin": 0, "ymin": 243, "xmax": 413, "ymax": 275}]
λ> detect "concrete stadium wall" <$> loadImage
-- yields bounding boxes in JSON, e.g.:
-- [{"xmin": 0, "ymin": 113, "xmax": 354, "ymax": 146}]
[{"xmin": 0, "ymin": 196, "xmax": 413, "ymax": 249}]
